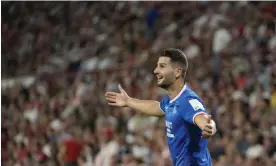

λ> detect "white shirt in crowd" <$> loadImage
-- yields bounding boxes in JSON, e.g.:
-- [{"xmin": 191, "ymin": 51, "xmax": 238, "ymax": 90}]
[{"xmin": 212, "ymin": 28, "xmax": 232, "ymax": 54}]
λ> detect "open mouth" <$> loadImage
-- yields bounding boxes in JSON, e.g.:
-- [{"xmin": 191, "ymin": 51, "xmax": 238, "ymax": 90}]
[{"xmin": 156, "ymin": 75, "xmax": 163, "ymax": 82}]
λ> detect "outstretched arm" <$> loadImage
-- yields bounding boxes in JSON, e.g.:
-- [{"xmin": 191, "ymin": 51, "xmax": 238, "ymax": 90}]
[
  {"xmin": 105, "ymin": 84, "xmax": 165, "ymax": 117},
  {"xmin": 126, "ymin": 98, "xmax": 165, "ymax": 117}
]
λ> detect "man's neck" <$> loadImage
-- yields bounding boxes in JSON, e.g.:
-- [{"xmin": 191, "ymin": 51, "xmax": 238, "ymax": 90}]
[{"xmin": 166, "ymin": 80, "xmax": 185, "ymax": 102}]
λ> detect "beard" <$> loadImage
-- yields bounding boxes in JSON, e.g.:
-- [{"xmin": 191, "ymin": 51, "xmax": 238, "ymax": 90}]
[{"xmin": 157, "ymin": 81, "xmax": 173, "ymax": 90}]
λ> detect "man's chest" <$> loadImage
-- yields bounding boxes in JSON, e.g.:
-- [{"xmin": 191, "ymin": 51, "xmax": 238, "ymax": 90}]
[
  {"xmin": 165, "ymin": 104, "xmax": 180, "ymax": 119},
  {"xmin": 164, "ymin": 104, "xmax": 185, "ymax": 138}
]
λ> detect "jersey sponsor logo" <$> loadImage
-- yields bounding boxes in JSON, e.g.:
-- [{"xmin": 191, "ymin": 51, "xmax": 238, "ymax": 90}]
[
  {"xmin": 166, "ymin": 120, "xmax": 174, "ymax": 138},
  {"xmin": 166, "ymin": 120, "xmax": 172, "ymax": 128},
  {"xmin": 167, "ymin": 133, "xmax": 175, "ymax": 138},
  {"xmin": 189, "ymin": 99, "xmax": 205, "ymax": 111}
]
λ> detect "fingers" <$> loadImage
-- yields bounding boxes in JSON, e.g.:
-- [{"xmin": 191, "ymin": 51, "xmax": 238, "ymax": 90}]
[
  {"xmin": 204, "ymin": 124, "xmax": 213, "ymax": 130},
  {"xmin": 202, "ymin": 125, "xmax": 213, "ymax": 137},
  {"xmin": 201, "ymin": 131, "xmax": 212, "ymax": 139},
  {"xmin": 105, "ymin": 92, "xmax": 119, "ymax": 97},
  {"xmin": 105, "ymin": 92, "xmax": 117, "ymax": 104},
  {"xmin": 203, "ymin": 127, "xmax": 213, "ymax": 134},
  {"xmin": 108, "ymin": 102, "xmax": 119, "ymax": 106},
  {"xmin": 201, "ymin": 124, "xmax": 214, "ymax": 139},
  {"xmin": 106, "ymin": 97, "xmax": 116, "ymax": 103},
  {"xmin": 118, "ymin": 84, "xmax": 124, "ymax": 93},
  {"xmin": 206, "ymin": 115, "xmax": 212, "ymax": 123}
]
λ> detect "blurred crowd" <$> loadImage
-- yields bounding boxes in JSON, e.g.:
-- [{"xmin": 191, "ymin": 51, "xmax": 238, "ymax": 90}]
[{"xmin": 1, "ymin": 1, "xmax": 276, "ymax": 166}]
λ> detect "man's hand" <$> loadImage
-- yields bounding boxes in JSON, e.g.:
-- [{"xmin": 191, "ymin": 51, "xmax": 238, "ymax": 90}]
[
  {"xmin": 105, "ymin": 84, "xmax": 130, "ymax": 107},
  {"xmin": 201, "ymin": 115, "xmax": 216, "ymax": 139}
]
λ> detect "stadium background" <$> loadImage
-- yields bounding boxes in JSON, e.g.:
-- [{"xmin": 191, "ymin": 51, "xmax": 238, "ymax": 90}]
[{"xmin": 1, "ymin": 1, "xmax": 276, "ymax": 166}]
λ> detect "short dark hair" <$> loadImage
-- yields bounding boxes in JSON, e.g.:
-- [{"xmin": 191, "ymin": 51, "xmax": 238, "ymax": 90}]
[{"xmin": 160, "ymin": 48, "xmax": 188, "ymax": 79}]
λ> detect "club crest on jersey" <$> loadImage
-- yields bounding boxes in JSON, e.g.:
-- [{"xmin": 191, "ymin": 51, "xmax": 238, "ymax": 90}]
[{"xmin": 172, "ymin": 105, "xmax": 177, "ymax": 115}]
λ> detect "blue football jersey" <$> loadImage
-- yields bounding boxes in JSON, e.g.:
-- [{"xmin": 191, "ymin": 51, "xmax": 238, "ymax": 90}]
[{"xmin": 159, "ymin": 85, "xmax": 212, "ymax": 166}]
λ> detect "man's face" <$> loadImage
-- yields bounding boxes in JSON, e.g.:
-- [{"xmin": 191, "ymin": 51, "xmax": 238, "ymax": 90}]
[{"xmin": 154, "ymin": 57, "xmax": 178, "ymax": 89}]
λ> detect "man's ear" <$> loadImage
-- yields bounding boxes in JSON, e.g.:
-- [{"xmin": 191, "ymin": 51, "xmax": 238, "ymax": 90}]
[{"xmin": 175, "ymin": 68, "xmax": 182, "ymax": 78}]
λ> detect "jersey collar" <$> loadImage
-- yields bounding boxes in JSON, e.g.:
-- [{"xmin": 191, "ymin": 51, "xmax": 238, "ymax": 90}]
[{"xmin": 169, "ymin": 84, "xmax": 187, "ymax": 103}]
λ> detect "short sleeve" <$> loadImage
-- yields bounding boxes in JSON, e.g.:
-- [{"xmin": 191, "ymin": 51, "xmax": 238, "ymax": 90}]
[
  {"xmin": 159, "ymin": 96, "xmax": 169, "ymax": 113},
  {"xmin": 180, "ymin": 98, "xmax": 208, "ymax": 124}
]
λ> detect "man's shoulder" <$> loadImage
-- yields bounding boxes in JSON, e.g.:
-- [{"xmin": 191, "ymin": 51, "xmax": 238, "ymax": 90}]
[
  {"xmin": 178, "ymin": 87, "xmax": 201, "ymax": 102},
  {"xmin": 177, "ymin": 88, "xmax": 204, "ymax": 108}
]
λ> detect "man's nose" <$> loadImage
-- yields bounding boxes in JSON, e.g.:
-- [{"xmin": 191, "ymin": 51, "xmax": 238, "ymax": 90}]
[{"xmin": 153, "ymin": 68, "xmax": 158, "ymax": 74}]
